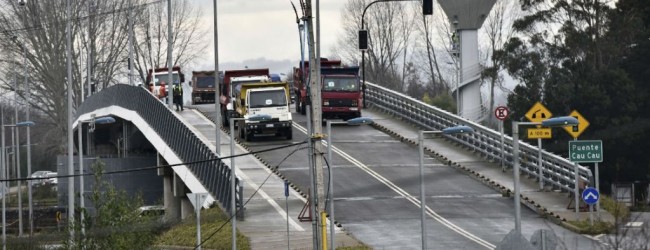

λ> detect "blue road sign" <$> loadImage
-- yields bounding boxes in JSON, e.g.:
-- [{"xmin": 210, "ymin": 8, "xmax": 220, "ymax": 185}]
[{"xmin": 582, "ymin": 187, "xmax": 599, "ymax": 205}]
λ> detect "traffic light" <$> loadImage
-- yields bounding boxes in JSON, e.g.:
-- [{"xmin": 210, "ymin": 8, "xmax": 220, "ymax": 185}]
[
  {"xmin": 423, "ymin": 0, "xmax": 433, "ymax": 15},
  {"xmin": 358, "ymin": 30, "xmax": 368, "ymax": 50}
]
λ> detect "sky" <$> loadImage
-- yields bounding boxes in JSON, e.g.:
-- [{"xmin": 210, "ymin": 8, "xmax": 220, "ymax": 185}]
[{"xmin": 191, "ymin": 0, "xmax": 349, "ymax": 74}]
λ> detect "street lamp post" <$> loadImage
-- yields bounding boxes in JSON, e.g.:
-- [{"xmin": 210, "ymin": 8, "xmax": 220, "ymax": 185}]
[
  {"xmin": 1, "ymin": 121, "xmax": 34, "ymax": 250},
  {"xmin": 325, "ymin": 117, "xmax": 374, "ymax": 249},
  {"xmin": 511, "ymin": 116, "xmax": 578, "ymax": 234},
  {"xmin": 418, "ymin": 125, "xmax": 473, "ymax": 249},
  {"xmin": 229, "ymin": 114, "xmax": 270, "ymax": 250},
  {"xmin": 77, "ymin": 116, "xmax": 115, "ymax": 237},
  {"xmin": 360, "ymin": 0, "xmax": 418, "ymax": 108}
]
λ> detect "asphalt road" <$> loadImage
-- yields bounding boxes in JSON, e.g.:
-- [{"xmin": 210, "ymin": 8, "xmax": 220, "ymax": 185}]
[{"xmin": 191, "ymin": 104, "xmax": 600, "ymax": 249}]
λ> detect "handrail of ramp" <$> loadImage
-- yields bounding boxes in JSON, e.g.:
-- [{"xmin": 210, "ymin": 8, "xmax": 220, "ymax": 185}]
[
  {"xmin": 76, "ymin": 84, "xmax": 243, "ymax": 215},
  {"xmin": 365, "ymin": 82, "xmax": 592, "ymax": 193}
]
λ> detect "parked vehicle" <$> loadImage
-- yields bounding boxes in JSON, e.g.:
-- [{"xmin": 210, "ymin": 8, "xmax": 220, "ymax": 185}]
[
  {"xmin": 42, "ymin": 172, "xmax": 58, "ymax": 186},
  {"xmin": 145, "ymin": 66, "xmax": 185, "ymax": 99},
  {"xmin": 30, "ymin": 170, "xmax": 53, "ymax": 186},
  {"xmin": 191, "ymin": 70, "xmax": 219, "ymax": 104},
  {"xmin": 293, "ymin": 58, "xmax": 362, "ymax": 120},
  {"xmin": 219, "ymin": 68, "xmax": 270, "ymax": 127},
  {"xmin": 234, "ymin": 79, "xmax": 293, "ymax": 141}
]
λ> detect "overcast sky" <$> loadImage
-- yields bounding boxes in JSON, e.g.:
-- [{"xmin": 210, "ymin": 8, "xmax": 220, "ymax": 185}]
[{"xmin": 191, "ymin": 0, "xmax": 349, "ymax": 74}]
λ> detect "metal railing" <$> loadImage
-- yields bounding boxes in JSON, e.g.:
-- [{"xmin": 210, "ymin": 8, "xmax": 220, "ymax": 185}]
[
  {"xmin": 76, "ymin": 84, "xmax": 243, "ymax": 215},
  {"xmin": 365, "ymin": 82, "xmax": 592, "ymax": 193}
]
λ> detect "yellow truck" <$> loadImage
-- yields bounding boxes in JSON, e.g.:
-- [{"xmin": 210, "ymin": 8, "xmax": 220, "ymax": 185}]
[{"xmin": 231, "ymin": 76, "xmax": 293, "ymax": 141}]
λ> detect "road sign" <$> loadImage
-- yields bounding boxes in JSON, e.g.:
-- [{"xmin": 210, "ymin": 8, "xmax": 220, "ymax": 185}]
[
  {"xmin": 525, "ymin": 102, "xmax": 552, "ymax": 123},
  {"xmin": 569, "ymin": 140, "xmax": 603, "ymax": 162},
  {"xmin": 494, "ymin": 106, "xmax": 510, "ymax": 121},
  {"xmin": 582, "ymin": 187, "xmax": 599, "ymax": 205},
  {"xmin": 187, "ymin": 193, "xmax": 208, "ymax": 211},
  {"xmin": 56, "ymin": 211, "xmax": 62, "ymax": 222},
  {"xmin": 527, "ymin": 128, "xmax": 552, "ymax": 139},
  {"xmin": 563, "ymin": 110, "xmax": 590, "ymax": 139}
]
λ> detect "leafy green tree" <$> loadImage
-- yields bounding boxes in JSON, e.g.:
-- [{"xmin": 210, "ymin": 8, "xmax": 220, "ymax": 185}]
[
  {"xmin": 500, "ymin": 0, "xmax": 650, "ymax": 190},
  {"xmin": 65, "ymin": 160, "xmax": 165, "ymax": 249}
]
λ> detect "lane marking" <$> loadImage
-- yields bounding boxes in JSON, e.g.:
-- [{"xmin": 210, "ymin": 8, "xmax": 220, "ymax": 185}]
[
  {"xmin": 294, "ymin": 123, "xmax": 496, "ymax": 249},
  {"xmin": 192, "ymin": 109, "xmax": 306, "ymax": 231}
]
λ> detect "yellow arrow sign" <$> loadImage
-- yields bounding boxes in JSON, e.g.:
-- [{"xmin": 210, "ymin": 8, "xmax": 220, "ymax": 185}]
[
  {"xmin": 563, "ymin": 110, "xmax": 590, "ymax": 139},
  {"xmin": 525, "ymin": 102, "xmax": 553, "ymax": 124}
]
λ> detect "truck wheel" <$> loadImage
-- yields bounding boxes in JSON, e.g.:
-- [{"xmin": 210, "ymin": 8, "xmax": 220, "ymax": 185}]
[
  {"xmin": 221, "ymin": 111, "xmax": 229, "ymax": 127},
  {"xmin": 286, "ymin": 128, "xmax": 293, "ymax": 140},
  {"xmin": 239, "ymin": 124, "xmax": 245, "ymax": 139},
  {"xmin": 244, "ymin": 128, "xmax": 251, "ymax": 142},
  {"xmin": 300, "ymin": 101, "xmax": 306, "ymax": 115}
]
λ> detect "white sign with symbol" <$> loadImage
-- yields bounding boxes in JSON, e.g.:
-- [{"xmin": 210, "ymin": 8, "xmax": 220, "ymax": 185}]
[{"xmin": 494, "ymin": 106, "xmax": 509, "ymax": 121}]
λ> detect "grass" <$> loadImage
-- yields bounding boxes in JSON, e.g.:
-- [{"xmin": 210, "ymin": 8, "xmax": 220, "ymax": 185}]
[
  {"xmin": 566, "ymin": 195, "xmax": 630, "ymax": 235},
  {"xmin": 155, "ymin": 206, "xmax": 250, "ymax": 249}
]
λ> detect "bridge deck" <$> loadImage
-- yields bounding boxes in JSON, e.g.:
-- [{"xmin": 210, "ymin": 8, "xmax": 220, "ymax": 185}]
[
  {"xmin": 178, "ymin": 109, "xmax": 362, "ymax": 249},
  {"xmin": 363, "ymin": 108, "xmax": 615, "ymax": 225}
]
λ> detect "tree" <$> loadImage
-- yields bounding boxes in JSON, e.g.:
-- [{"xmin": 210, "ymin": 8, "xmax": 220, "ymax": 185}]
[
  {"xmin": 501, "ymin": 0, "xmax": 650, "ymax": 190},
  {"xmin": 0, "ymin": 0, "xmax": 208, "ymax": 157},
  {"xmin": 336, "ymin": 0, "xmax": 412, "ymax": 91},
  {"xmin": 480, "ymin": 0, "xmax": 521, "ymax": 127},
  {"xmin": 67, "ymin": 160, "xmax": 167, "ymax": 249}
]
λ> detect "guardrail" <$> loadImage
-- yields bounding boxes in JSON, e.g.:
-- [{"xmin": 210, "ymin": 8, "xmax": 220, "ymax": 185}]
[
  {"xmin": 365, "ymin": 82, "xmax": 592, "ymax": 193},
  {"xmin": 77, "ymin": 85, "xmax": 243, "ymax": 215}
]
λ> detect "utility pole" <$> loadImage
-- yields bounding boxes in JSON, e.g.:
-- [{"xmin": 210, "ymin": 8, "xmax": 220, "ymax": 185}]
[
  {"xmin": 304, "ymin": 0, "xmax": 325, "ymax": 248},
  {"xmin": 166, "ymin": 0, "xmax": 173, "ymax": 109}
]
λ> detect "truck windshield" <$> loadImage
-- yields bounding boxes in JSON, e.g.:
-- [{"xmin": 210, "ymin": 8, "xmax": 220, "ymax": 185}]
[
  {"xmin": 196, "ymin": 76, "xmax": 216, "ymax": 88},
  {"xmin": 249, "ymin": 89, "xmax": 287, "ymax": 108},
  {"xmin": 153, "ymin": 73, "xmax": 180, "ymax": 86},
  {"xmin": 232, "ymin": 80, "xmax": 264, "ymax": 96},
  {"xmin": 322, "ymin": 77, "xmax": 359, "ymax": 92}
]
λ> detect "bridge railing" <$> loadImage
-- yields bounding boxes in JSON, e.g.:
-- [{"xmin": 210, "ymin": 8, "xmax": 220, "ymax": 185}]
[
  {"xmin": 365, "ymin": 82, "xmax": 592, "ymax": 193},
  {"xmin": 77, "ymin": 85, "xmax": 243, "ymax": 215}
]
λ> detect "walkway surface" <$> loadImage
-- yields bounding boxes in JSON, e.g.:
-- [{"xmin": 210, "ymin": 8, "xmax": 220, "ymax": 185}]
[
  {"xmin": 363, "ymin": 108, "xmax": 615, "ymax": 227},
  {"xmin": 177, "ymin": 108, "xmax": 362, "ymax": 250}
]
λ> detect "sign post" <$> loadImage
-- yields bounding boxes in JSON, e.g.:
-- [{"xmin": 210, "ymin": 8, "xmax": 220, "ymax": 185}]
[
  {"xmin": 187, "ymin": 193, "xmax": 208, "ymax": 250},
  {"xmin": 564, "ymin": 110, "xmax": 591, "ymax": 217},
  {"xmin": 524, "ymin": 102, "xmax": 553, "ymax": 190},
  {"xmin": 582, "ymin": 187, "xmax": 599, "ymax": 226},
  {"xmin": 569, "ymin": 139, "xmax": 603, "ymax": 219},
  {"xmin": 494, "ymin": 106, "xmax": 509, "ymax": 171},
  {"xmin": 285, "ymin": 180, "xmax": 290, "ymax": 250}
]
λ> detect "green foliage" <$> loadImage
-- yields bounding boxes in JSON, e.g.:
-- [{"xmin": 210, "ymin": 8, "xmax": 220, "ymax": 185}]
[
  {"xmin": 567, "ymin": 219, "xmax": 613, "ymax": 235},
  {"xmin": 64, "ymin": 160, "xmax": 166, "ymax": 249},
  {"xmin": 422, "ymin": 93, "xmax": 456, "ymax": 114},
  {"xmin": 501, "ymin": 0, "xmax": 650, "ymax": 188},
  {"xmin": 155, "ymin": 207, "xmax": 250, "ymax": 249},
  {"xmin": 601, "ymin": 195, "xmax": 630, "ymax": 220}
]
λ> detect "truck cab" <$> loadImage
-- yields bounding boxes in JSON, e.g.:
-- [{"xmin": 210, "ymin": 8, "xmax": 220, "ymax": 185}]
[
  {"xmin": 146, "ymin": 66, "xmax": 185, "ymax": 100},
  {"xmin": 232, "ymin": 77, "xmax": 293, "ymax": 141}
]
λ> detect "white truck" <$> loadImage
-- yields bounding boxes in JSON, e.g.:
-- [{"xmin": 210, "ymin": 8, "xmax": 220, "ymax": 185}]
[{"xmin": 230, "ymin": 75, "xmax": 293, "ymax": 141}]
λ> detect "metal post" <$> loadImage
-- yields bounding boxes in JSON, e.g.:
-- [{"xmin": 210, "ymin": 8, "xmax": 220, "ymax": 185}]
[
  {"xmin": 196, "ymin": 195, "xmax": 201, "ymax": 250},
  {"xmin": 285, "ymin": 181, "xmax": 290, "ymax": 250},
  {"xmin": 229, "ymin": 118, "xmax": 237, "ymax": 250},
  {"xmin": 595, "ymin": 163, "xmax": 600, "ymax": 218},
  {"xmin": 166, "ymin": 0, "xmax": 173, "ymax": 109},
  {"xmin": 306, "ymin": 105, "xmax": 318, "ymax": 250},
  {"xmin": 326, "ymin": 121, "xmax": 335, "ymax": 249},
  {"xmin": 128, "ymin": 0, "xmax": 134, "ymax": 86},
  {"xmin": 14, "ymin": 78, "xmax": 23, "ymax": 238},
  {"xmin": 512, "ymin": 121, "xmax": 521, "ymax": 234},
  {"xmin": 213, "ymin": 0, "xmax": 221, "ymax": 155},
  {"xmin": 78, "ymin": 123, "xmax": 85, "ymax": 237},
  {"xmin": 499, "ymin": 121, "xmax": 505, "ymax": 171},
  {"xmin": 66, "ymin": 0, "xmax": 75, "ymax": 244},
  {"xmin": 1, "ymin": 121, "xmax": 6, "ymax": 250},
  {"xmin": 418, "ymin": 131, "xmax": 427, "ymax": 249},
  {"xmin": 538, "ymin": 138, "xmax": 544, "ymax": 190},
  {"xmin": 24, "ymin": 44, "xmax": 34, "ymax": 236}
]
